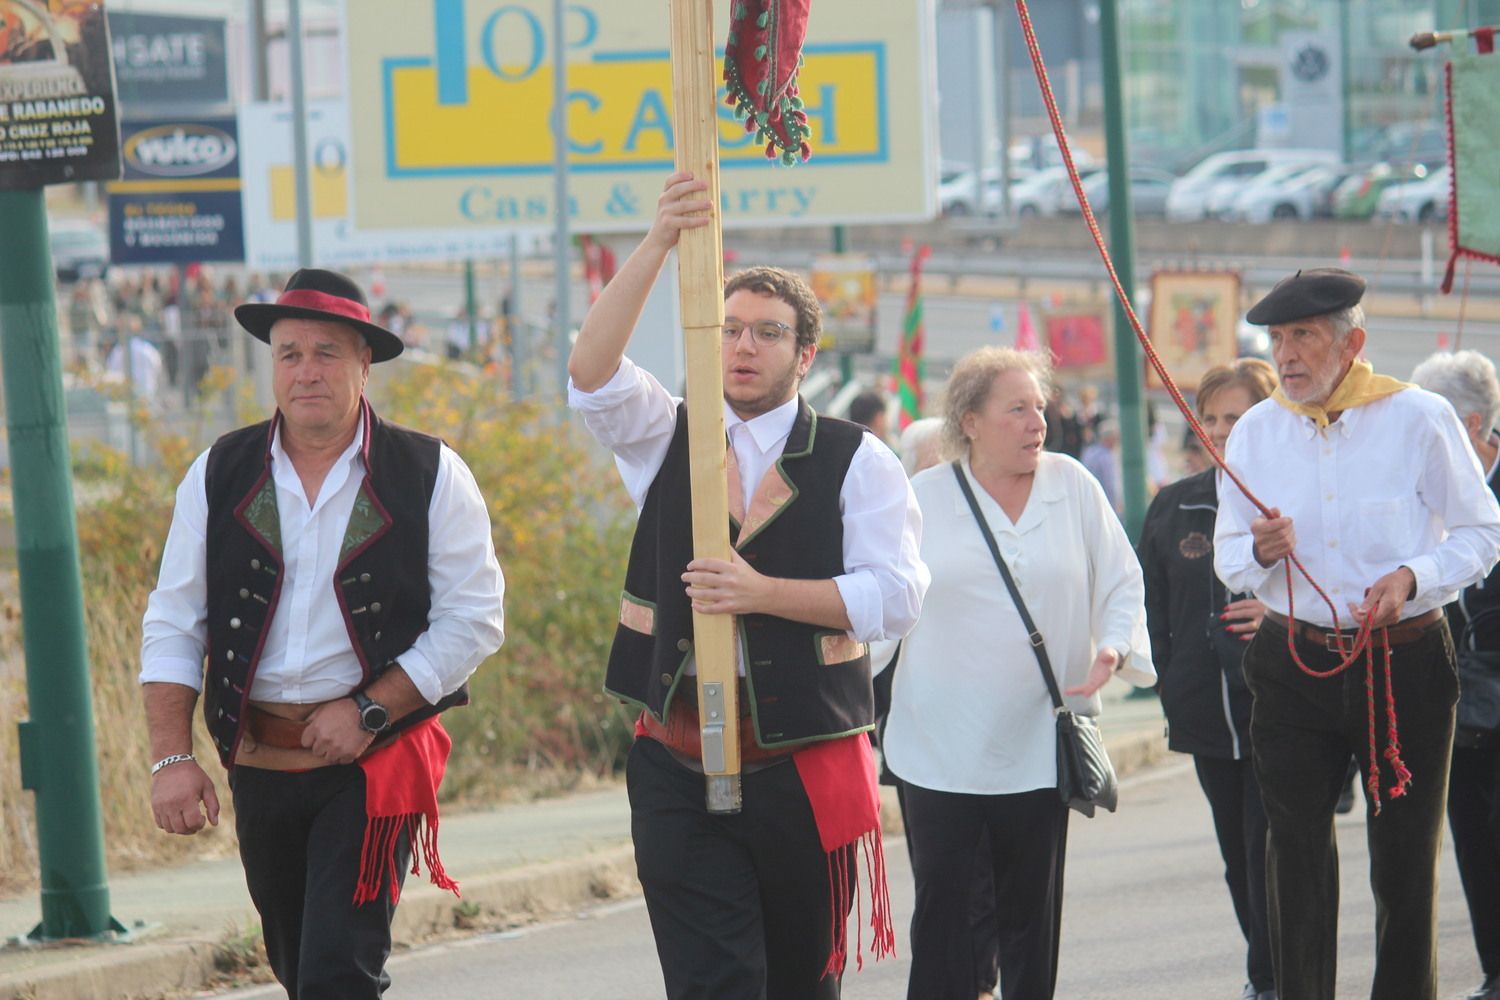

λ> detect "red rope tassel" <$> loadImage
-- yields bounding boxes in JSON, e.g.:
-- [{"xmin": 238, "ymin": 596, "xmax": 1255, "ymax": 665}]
[{"xmin": 1381, "ymin": 639, "xmax": 1413, "ymax": 800}]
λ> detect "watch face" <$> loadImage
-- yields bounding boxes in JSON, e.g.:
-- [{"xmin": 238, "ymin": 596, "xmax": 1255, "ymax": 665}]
[{"xmin": 362, "ymin": 703, "xmax": 390, "ymax": 732}]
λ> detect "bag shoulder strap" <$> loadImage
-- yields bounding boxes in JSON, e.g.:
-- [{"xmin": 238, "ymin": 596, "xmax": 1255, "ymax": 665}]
[{"xmin": 951, "ymin": 461, "xmax": 1065, "ymax": 710}]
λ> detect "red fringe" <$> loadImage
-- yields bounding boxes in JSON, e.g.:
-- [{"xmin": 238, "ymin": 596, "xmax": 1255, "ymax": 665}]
[
  {"xmin": 353, "ymin": 811, "xmax": 459, "ymax": 906},
  {"xmin": 820, "ymin": 829, "xmax": 896, "ymax": 978}
]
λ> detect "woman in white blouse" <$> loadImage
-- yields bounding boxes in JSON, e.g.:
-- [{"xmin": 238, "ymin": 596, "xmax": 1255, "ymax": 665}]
[{"xmin": 883, "ymin": 347, "xmax": 1156, "ymax": 1000}]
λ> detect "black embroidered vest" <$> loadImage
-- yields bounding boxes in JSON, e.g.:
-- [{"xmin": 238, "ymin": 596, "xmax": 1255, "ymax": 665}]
[
  {"xmin": 201, "ymin": 402, "xmax": 457, "ymax": 767},
  {"xmin": 605, "ymin": 398, "xmax": 873, "ymax": 749}
]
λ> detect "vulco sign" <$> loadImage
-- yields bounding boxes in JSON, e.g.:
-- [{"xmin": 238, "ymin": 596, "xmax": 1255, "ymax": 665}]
[{"xmin": 122, "ymin": 122, "xmax": 238, "ymax": 177}]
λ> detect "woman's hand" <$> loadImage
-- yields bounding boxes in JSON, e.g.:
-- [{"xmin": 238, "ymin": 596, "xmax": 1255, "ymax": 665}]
[
  {"xmin": 1222, "ymin": 598, "xmax": 1265, "ymax": 642},
  {"xmin": 1065, "ymin": 647, "xmax": 1119, "ymax": 697}
]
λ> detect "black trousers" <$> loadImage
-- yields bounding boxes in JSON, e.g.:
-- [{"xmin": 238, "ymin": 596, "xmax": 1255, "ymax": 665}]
[
  {"xmin": 1244, "ymin": 618, "xmax": 1457, "ymax": 1000},
  {"xmin": 232, "ymin": 764, "xmax": 410, "ymax": 999},
  {"xmin": 627, "ymin": 737, "xmax": 854, "ymax": 1000},
  {"xmin": 902, "ymin": 783, "xmax": 1068, "ymax": 1000},
  {"xmin": 1448, "ymin": 743, "xmax": 1500, "ymax": 976},
  {"xmin": 1194, "ymin": 755, "xmax": 1274, "ymax": 993}
]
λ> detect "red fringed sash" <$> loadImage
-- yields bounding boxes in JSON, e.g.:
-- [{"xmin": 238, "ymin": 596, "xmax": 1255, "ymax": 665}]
[
  {"xmin": 792, "ymin": 733, "xmax": 895, "ymax": 975},
  {"xmin": 354, "ymin": 717, "xmax": 459, "ymax": 906}
]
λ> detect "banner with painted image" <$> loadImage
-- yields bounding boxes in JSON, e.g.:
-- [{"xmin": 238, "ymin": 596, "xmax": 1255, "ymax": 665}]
[
  {"xmin": 0, "ymin": 0, "xmax": 121, "ymax": 188},
  {"xmin": 1145, "ymin": 270, "xmax": 1240, "ymax": 392},
  {"xmin": 1442, "ymin": 43, "xmax": 1500, "ymax": 292},
  {"xmin": 343, "ymin": 0, "xmax": 939, "ymax": 232},
  {"xmin": 1044, "ymin": 304, "xmax": 1110, "ymax": 376},
  {"xmin": 810, "ymin": 253, "xmax": 877, "ymax": 353}
]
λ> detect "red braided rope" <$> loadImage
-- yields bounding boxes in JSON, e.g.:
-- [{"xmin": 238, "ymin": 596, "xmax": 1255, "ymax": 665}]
[{"xmin": 1012, "ymin": 0, "xmax": 1411, "ymax": 811}]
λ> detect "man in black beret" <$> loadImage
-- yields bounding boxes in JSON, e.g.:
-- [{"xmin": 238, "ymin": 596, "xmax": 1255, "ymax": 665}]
[
  {"xmin": 1213, "ymin": 267, "xmax": 1500, "ymax": 1000},
  {"xmin": 139, "ymin": 269, "xmax": 506, "ymax": 997}
]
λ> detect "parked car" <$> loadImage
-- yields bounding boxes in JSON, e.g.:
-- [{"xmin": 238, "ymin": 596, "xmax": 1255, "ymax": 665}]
[
  {"xmin": 940, "ymin": 163, "xmax": 1005, "ymax": 217},
  {"xmin": 49, "ymin": 221, "xmax": 110, "ymax": 283},
  {"xmin": 1165, "ymin": 148, "xmax": 1341, "ymax": 222},
  {"xmin": 1058, "ymin": 167, "xmax": 1176, "ymax": 217},
  {"xmin": 1229, "ymin": 163, "xmax": 1348, "ymax": 223},
  {"xmin": 1331, "ymin": 162, "xmax": 1426, "ymax": 219},
  {"xmin": 1376, "ymin": 165, "xmax": 1450, "ymax": 223},
  {"xmin": 1011, "ymin": 165, "xmax": 1101, "ymax": 218}
]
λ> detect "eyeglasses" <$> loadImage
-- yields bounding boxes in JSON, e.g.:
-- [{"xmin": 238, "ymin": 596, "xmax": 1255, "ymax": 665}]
[{"xmin": 722, "ymin": 319, "xmax": 794, "ymax": 346}]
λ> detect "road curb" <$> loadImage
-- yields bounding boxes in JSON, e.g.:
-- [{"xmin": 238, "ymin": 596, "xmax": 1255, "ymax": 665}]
[{"xmin": 0, "ymin": 845, "xmax": 639, "ymax": 1000}]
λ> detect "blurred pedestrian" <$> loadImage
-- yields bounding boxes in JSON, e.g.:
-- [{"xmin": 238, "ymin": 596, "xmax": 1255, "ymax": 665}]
[
  {"xmin": 847, "ymin": 389, "xmax": 890, "ymax": 444},
  {"xmin": 1080, "ymin": 417, "xmax": 1122, "ymax": 512},
  {"xmin": 1411, "ymin": 348, "xmax": 1500, "ymax": 1000},
  {"xmin": 1137, "ymin": 358, "xmax": 1278, "ymax": 1000},
  {"xmin": 883, "ymin": 346, "xmax": 1155, "ymax": 1000},
  {"xmin": 1215, "ymin": 268, "xmax": 1500, "ymax": 1000}
]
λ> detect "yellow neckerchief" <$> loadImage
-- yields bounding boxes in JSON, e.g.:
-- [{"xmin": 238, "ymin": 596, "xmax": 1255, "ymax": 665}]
[{"xmin": 1271, "ymin": 358, "xmax": 1412, "ymax": 431}]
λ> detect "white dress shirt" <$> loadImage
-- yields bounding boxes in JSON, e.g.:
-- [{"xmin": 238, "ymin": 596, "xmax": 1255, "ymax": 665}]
[
  {"xmin": 882, "ymin": 454, "xmax": 1155, "ymax": 796},
  {"xmin": 140, "ymin": 418, "xmax": 506, "ymax": 705},
  {"xmin": 567, "ymin": 356, "xmax": 928, "ymax": 644},
  {"xmin": 1214, "ymin": 390, "xmax": 1500, "ymax": 627}
]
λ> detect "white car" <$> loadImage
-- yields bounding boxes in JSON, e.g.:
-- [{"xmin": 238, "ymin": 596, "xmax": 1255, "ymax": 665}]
[
  {"xmin": 1058, "ymin": 167, "xmax": 1176, "ymax": 217},
  {"xmin": 940, "ymin": 164, "xmax": 1001, "ymax": 217},
  {"xmin": 1165, "ymin": 148, "xmax": 1341, "ymax": 222},
  {"xmin": 1010, "ymin": 165, "xmax": 1101, "ymax": 218},
  {"xmin": 1376, "ymin": 166, "xmax": 1450, "ymax": 223},
  {"xmin": 1227, "ymin": 163, "xmax": 1346, "ymax": 223}
]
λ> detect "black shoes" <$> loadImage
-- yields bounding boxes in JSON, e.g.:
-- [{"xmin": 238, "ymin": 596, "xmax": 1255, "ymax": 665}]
[{"xmin": 1464, "ymin": 973, "xmax": 1500, "ymax": 1000}]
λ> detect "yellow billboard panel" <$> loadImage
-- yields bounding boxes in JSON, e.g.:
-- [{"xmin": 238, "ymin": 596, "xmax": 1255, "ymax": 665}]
[{"xmin": 346, "ymin": 0, "xmax": 936, "ymax": 231}]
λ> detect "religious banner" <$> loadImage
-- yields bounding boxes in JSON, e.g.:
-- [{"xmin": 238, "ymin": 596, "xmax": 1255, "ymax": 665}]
[
  {"xmin": 1145, "ymin": 270, "xmax": 1241, "ymax": 392},
  {"xmin": 0, "ymin": 0, "xmax": 121, "ymax": 188},
  {"xmin": 1442, "ymin": 36, "xmax": 1500, "ymax": 292},
  {"xmin": 809, "ymin": 253, "xmax": 877, "ymax": 353},
  {"xmin": 1044, "ymin": 305, "xmax": 1110, "ymax": 374}
]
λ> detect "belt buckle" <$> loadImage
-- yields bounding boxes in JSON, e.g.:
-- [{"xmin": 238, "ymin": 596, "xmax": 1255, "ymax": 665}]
[{"xmin": 1322, "ymin": 629, "xmax": 1353, "ymax": 652}]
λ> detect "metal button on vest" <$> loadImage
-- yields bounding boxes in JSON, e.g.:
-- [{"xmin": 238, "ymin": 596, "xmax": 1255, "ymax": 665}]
[
  {"xmin": 360, "ymin": 573, "xmax": 372, "ymax": 583},
  {"xmin": 221, "ymin": 676, "xmax": 229, "ymax": 688},
  {"xmin": 676, "ymin": 638, "xmax": 691, "ymax": 652},
  {"xmin": 370, "ymin": 602, "xmax": 382, "ymax": 613},
  {"xmin": 217, "ymin": 707, "xmax": 224, "ymax": 719},
  {"xmin": 226, "ymin": 650, "xmax": 235, "ymax": 661},
  {"xmin": 239, "ymin": 588, "xmax": 250, "ymax": 599},
  {"xmin": 250, "ymin": 558, "xmax": 260, "ymax": 570},
  {"xmin": 229, "ymin": 617, "xmax": 241, "ymax": 629},
  {"xmin": 374, "ymin": 631, "xmax": 382, "ymax": 641},
  {"xmin": 659, "ymin": 673, "xmax": 673, "ymax": 686}
]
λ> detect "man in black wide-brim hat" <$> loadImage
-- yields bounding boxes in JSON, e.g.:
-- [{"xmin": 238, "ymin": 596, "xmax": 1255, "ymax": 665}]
[
  {"xmin": 139, "ymin": 268, "xmax": 506, "ymax": 997},
  {"xmin": 1214, "ymin": 267, "xmax": 1500, "ymax": 1000}
]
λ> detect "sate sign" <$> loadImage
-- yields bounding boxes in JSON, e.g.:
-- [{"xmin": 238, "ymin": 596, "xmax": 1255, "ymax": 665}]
[{"xmin": 0, "ymin": 0, "xmax": 122, "ymax": 188}]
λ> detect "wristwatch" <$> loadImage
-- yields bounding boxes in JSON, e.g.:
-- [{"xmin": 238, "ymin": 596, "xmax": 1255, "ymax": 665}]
[{"xmin": 351, "ymin": 689, "xmax": 391, "ymax": 735}]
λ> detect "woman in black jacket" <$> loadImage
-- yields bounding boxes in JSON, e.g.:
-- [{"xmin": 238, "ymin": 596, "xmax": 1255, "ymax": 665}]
[{"xmin": 1138, "ymin": 358, "xmax": 1278, "ymax": 1000}]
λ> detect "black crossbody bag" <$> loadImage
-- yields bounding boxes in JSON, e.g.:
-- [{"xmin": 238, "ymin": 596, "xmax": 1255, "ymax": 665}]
[
  {"xmin": 1456, "ymin": 609, "xmax": 1500, "ymax": 750},
  {"xmin": 952, "ymin": 462, "xmax": 1119, "ymax": 817}
]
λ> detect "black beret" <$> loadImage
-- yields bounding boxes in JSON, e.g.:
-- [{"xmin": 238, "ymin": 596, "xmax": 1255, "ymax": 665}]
[{"xmin": 1246, "ymin": 267, "xmax": 1366, "ymax": 326}]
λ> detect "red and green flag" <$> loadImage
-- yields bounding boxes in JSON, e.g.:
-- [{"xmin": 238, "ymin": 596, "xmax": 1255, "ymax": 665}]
[{"xmin": 891, "ymin": 244, "xmax": 931, "ymax": 430}]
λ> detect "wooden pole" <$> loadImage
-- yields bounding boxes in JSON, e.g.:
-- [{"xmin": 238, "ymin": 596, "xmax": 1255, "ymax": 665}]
[{"xmin": 669, "ymin": 0, "xmax": 741, "ymax": 813}]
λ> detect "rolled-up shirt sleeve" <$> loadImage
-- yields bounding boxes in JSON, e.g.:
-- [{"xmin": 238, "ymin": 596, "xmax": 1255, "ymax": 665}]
[
  {"xmin": 835, "ymin": 434, "xmax": 929, "ymax": 643},
  {"xmin": 394, "ymin": 445, "xmax": 506, "ymax": 705},
  {"xmin": 140, "ymin": 449, "xmax": 212, "ymax": 691}
]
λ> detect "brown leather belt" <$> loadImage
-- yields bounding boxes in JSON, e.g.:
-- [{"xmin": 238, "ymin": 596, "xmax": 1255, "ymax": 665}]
[
  {"xmin": 638, "ymin": 683, "xmax": 791, "ymax": 767},
  {"xmin": 247, "ymin": 704, "xmax": 313, "ymax": 750},
  {"xmin": 1264, "ymin": 607, "xmax": 1444, "ymax": 650}
]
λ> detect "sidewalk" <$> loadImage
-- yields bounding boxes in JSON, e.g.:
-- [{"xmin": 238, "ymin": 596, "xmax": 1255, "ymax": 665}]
[{"xmin": 0, "ymin": 683, "xmax": 1166, "ymax": 999}]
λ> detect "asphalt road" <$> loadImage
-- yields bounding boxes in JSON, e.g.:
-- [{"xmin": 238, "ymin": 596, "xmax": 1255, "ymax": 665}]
[{"xmin": 218, "ymin": 760, "xmax": 1486, "ymax": 1000}]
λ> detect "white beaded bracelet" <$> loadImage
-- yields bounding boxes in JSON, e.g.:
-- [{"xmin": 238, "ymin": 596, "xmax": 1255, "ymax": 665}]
[{"xmin": 150, "ymin": 753, "xmax": 196, "ymax": 776}]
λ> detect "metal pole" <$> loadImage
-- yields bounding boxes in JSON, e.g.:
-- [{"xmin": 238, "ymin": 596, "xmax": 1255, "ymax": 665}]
[
  {"xmin": 0, "ymin": 189, "xmax": 120, "ymax": 941},
  {"xmin": 1339, "ymin": 0, "xmax": 1353, "ymax": 166},
  {"xmin": 249, "ymin": 0, "xmax": 270, "ymax": 101},
  {"xmin": 832, "ymin": 225, "xmax": 854, "ymax": 384},
  {"xmin": 552, "ymin": 0, "xmax": 571, "ymax": 395},
  {"xmin": 992, "ymin": 1, "xmax": 1011, "ymax": 217},
  {"xmin": 288, "ymin": 0, "xmax": 315, "ymax": 267},
  {"xmin": 465, "ymin": 259, "xmax": 479, "ymax": 354},
  {"xmin": 509, "ymin": 233, "xmax": 525, "ymax": 398},
  {"xmin": 1098, "ymin": 0, "xmax": 1148, "ymax": 540}
]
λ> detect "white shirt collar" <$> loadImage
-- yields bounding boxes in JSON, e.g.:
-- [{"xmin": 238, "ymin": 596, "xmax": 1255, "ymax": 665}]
[
  {"xmin": 723, "ymin": 395, "xmax": 799, "ymax": 453},
  {"xmin": 270, "ymin": 416, "xmax": 367, "ymax": 509}
]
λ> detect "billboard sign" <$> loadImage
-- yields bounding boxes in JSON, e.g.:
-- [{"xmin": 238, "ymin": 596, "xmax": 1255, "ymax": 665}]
[
  {"xmin": 106, "ymin": 10, "xmax": 229, "ymax": 112},
  {"xmin": 0, "ymin": 0, "xmax": 122, "ymax": 189},
  {"xmin": 345, "ymin": 0, "xmax": 938, "ymax": 232},
  {"xmin": 107, "ymin": 116, "xmax": 244, "ymax": 264},
  {"xmin": 238, "ymin": 100, "xmax": 530, "ymax": 269}
]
